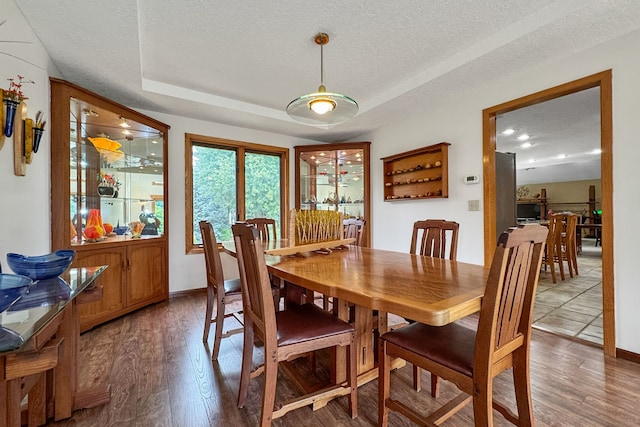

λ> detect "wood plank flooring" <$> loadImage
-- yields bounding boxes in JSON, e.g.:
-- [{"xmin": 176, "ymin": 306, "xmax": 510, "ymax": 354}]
[{"xmin": 47, "ymin": 292, "xmax": 640, "ymax": 426}]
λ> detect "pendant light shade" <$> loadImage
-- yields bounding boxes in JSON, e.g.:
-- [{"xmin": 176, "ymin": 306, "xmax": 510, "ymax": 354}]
[{"xmin": 286, "ymin": 33, "xmax": 358, "ymax": 126}]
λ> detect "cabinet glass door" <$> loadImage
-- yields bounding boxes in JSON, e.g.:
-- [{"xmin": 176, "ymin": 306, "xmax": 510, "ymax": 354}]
[
  {"xmin": 298, "ymin": 148, "xmax": 365, "ymax": 220},
  {"xmin": 69, "ymin": 97, "xmax": 165, "ymax": 244}
]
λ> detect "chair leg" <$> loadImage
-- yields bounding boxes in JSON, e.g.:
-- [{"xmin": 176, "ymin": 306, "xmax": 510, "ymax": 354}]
[
  {"xmin": 413, "ymin": 365, "xmax": 421, "ymax": 392},
  {"xmin": 212, "ymin": 295, "xmax": 226, "ymax": 360},
  {"xmin": 430, "ymin": 373, "xmax": 440, "ymax": 398},
  {"xmin": 348, "ymin": 335, "xmax": 358, "ymax": 419},
  {"xmin": 471, "ymin": 373, "xmax": 493, "ymax": 427},
  {"xmin": 203, "ymin": 287, "xmax": 215, "ymax": 343},
  {"xmin": 260, "ymin": 354, "xmax": 278, "ymax": 427},
  {"xmin": 378, "ymin": 339, "xmax": 391, "ymax": 427},
  {"xmin": 237, "ymin": 321, "xmax": 255, "ymax": 409},
  {"xmin": 512, "ymin": 351, "xmax": 535, "ymax": 426}
]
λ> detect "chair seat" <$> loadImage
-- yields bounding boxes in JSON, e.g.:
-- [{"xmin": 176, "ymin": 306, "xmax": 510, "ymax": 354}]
[
  {"xmin": 276, "ymin": 303, "xmax": 354, "ymax": 347},
  {"xmin": 381, "ymin": 322, "xmax": 475, "ymax": 377}
]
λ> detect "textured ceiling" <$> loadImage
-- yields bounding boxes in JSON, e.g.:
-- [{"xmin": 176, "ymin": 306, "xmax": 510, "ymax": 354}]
[{"xmin": 11, "ymin": 0, "xmax": 640, "ymax": 181}]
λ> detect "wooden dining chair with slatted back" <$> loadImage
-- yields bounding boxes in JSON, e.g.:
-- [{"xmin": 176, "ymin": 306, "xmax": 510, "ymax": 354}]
[
  {"xmin": 379, "ymin": 223, "xmax": 547, "ymax": 427},
  {"xmin": 408, "ymin": 219, "xmax": 459, "ymax": 397},
  {"xmin": 542, "ymin": 214, "xmax": 566, "ymax": 283},
  {"xmin": 561, "ymin": 212, "xmax": 579, "ymax": 276},
  {"xmin": 344, "ymin": 219, "xmax": 366, "ymax": 246},
  {"xmin": 245, "ymin": 217, "xmax": 277, "ymax": 241},
  {"xmin": 199, "ymin": 220, "xmax": 244, "ymax": 360},
  {"xmin": 232, "ymin": 222, "xmax": 358, "ymax": 426}
]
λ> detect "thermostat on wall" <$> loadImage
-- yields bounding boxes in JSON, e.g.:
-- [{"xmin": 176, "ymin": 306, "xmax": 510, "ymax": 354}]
[{"xmin": 464, "ymin": 175, "xmax": 480, "ymax": 184}]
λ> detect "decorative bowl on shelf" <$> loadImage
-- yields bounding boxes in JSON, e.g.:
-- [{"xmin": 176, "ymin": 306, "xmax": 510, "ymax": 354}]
[
  {"xmin": 6, "ymin": 250, "xmax": 76, "ymax": 280},
  {"xmin": 0, "ymin": 273, "xmax": 32, "ymax": 313}
]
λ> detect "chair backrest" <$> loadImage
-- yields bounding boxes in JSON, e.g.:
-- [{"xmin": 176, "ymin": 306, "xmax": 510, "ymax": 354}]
[
  {"xmin": 199, "ymin": 220, "xmax": 224, "ymax": 292},
  {"xmin": 409, "ymin": 219, "xmax": 459, "ymax": 260},
  {"xmin": 246, "ymin": 217, "xmax": 277, "ymax": 241},
  {"xmin": 344, "ymin": 220, "xmax": 366, "ymax": 246},
  {"xmin": 232, "ymin": 222, "xmax": 276, "ymax": 344},
  {"xmin": 546, "ymin": 214, "xmax": 563, "ymax": 251},
  {"xmin": 559, "ymin": 212, "xmax": 578, "ymax": 244},
  {"xmin": 475, "ymin": 224, "xmax": 547, "ymax": 371}
]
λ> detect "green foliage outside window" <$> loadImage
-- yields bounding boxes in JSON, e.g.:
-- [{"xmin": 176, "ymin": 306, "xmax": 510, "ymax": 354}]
[{"xmin": 192, "ymin": 145, "xmax": 282, "ymax": 244}]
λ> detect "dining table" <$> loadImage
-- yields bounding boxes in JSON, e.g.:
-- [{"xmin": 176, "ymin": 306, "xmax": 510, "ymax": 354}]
[
  {"xmin": 0, "ymin": 266, "xmax": 109, "ymax": 426},
  {"xmin": 222, "ymin": 240, "xmax": 488, "ymax": 402}
]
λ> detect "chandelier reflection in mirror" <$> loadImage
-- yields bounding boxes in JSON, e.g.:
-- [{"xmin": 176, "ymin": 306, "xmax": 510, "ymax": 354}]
[{"xmin": 286, "ymin": 33, "xmax": 358, "ymax": 126}]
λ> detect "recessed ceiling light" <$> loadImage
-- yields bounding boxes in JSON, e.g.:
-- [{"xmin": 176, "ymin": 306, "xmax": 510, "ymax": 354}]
[
  {"xmin": 151, "ymin": 140, "xmax": 158, "ymax": 144},
  {"xmin": 517, "ymin": 134, "xmax": 530, "ymax": 141},
  {"xmin": 501, "ymin": 128, "xmax": 515, "ymax": 136},
  {"xmin": 315, "ymin": 160, "xmax": 320, "ymax": 164},
  {"xmin": 520, "ymin": 142, "xmax": 532, "ymax": 148},
  {"xmin": 528, "ymin": 159, "xmax": 536, "ymax": 163},
  {"xmin": 310, "ymin": 155, "xmax": 316, "ymax": 159},
  {"xmin": 556, "ymin": 154, "xmax": 568, "ymax": 159},
  {"xmin": 591, "ymin": 149, "xmax": 602, "ymax": 154}
]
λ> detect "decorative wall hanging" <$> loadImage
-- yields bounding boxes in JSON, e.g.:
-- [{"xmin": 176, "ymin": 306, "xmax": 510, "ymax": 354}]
[{"xmin": 1, "ymin": 75, "xmax": 44, "ymax": 176}]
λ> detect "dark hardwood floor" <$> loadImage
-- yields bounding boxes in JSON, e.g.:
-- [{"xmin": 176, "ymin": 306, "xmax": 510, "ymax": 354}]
[{"xmin": 48, "ymin": 292, "xmax": 640, "ymax": 426}]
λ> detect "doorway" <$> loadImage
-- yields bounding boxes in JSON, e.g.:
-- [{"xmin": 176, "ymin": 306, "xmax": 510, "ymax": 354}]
[{"xmin": 482, "ymin": 70, "xmax": 615, "ymax": 356}]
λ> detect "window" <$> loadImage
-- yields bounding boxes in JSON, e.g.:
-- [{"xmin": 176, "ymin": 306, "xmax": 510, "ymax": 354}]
[{"xmin": 185, "ymin": 134, "xmax": 289, "ymax": 252}]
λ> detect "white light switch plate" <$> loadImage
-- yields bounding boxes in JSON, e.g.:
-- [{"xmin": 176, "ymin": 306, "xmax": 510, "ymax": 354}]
[{"xmin": 468, "ymin": 200, "xmax": 480, "ymax": 211}]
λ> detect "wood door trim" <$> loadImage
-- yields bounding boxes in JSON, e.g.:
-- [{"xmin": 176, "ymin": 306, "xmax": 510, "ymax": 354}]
[{"xmin": 482, "ymin": 70, "xmax": 615, "ymax": 356}]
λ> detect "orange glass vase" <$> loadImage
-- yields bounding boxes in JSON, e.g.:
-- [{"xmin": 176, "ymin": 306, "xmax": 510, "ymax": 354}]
[{"xmin": 84, "ymin": 209, "xmax": 105, "ymax": 239}]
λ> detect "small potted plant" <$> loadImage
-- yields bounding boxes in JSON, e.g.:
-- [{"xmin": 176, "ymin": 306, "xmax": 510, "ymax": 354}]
[{"xmin": 3, "ymin": 75, "xmax": 34, "ymax": 137}]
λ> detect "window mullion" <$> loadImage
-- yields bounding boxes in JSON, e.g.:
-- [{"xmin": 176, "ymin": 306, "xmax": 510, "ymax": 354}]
[{"xmin": 237, "ymin": 147, "xmax": 246, "ymax": 221}]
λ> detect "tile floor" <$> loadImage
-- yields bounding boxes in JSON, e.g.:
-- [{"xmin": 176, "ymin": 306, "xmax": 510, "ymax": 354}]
[{"xmin": 533, "ymin": 237, "xmax": 603, "ymax": 345}]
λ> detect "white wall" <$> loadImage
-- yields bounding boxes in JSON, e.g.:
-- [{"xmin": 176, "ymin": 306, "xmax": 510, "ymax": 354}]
[
  {"xmin": 0, "ymin": 0, "xmax": 60, "ymax": 267},
  {"xmin": 358, "ymin": 30, "xmax": 640, "ymax": 353}
]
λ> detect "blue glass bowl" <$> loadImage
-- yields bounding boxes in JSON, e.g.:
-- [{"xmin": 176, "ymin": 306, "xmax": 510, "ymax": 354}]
[
  {"xmin": 0, "ymin": 273, "xmax": 32, "ymax": 312},
  {"xmin": 6, "ymin": 250, "xmax": 76, "ymax": 280}
]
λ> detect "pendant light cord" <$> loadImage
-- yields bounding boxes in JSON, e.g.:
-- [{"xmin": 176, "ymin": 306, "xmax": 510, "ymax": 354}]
[{"xmin": 320, "ymin": 42, "xmax": 324, "ymax": 87}]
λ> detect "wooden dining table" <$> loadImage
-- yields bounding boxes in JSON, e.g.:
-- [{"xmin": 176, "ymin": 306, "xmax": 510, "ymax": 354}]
[{"xmin": 222, "ymin": 240, "xmax": 488, "ymax": 394}]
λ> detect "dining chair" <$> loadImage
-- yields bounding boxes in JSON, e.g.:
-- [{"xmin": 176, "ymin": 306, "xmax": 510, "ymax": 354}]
[
  {"xmin": 408, "ymin": 219, "xmax": 459, "ymax": 397},
  {"xmin": 378, "ymin": 223, "xmax": 547, "ymax": 426},
  {"xmin": 199, "ymin": 220, "xmax": 244, "ymax": 360},
  {"xmin": 410, "ymin": 219, "xmax": 459, "ymax": 260},
  {"xmin": 542, "ymin": 214, "xmax": 565, "ymax": 283},
  {"xmin": 560, "ymin": 212, "xmax": 579, "ymax": 276},
  {"xmin": 232, "ymin": 222, "xmax": 358, "ymax": 426},
  {"xmin": 343, "ymin": 219, "xmax": 366, "ymax": 247},
  {"xmin": 246, "ymin": 217, "xmax": 277, "ymax": 241}
]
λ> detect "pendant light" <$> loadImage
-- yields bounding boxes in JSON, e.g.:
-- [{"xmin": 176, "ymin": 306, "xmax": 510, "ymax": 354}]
[{"xmin": 286, "ymin": 33, "xmax": 358, "ymax": 126}]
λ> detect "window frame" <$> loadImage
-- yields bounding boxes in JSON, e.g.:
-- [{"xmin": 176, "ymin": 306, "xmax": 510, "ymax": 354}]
[{"xmin": 185, "ymin": 133, "xmax": 289, "ymax": 254}]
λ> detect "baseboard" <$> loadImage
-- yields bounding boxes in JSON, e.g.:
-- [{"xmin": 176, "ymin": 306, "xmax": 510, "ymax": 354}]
[
  {"xmin": 169, "ymin": 287, "xmax": 206, "ymax": 299},
  {"xmin": 616, "ymin": 348, "xmax": 640, "ymax": 364}
]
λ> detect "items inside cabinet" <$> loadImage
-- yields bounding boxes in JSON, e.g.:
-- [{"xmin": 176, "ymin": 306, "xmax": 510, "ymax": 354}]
[
  {"xmin": 381, "ymin": 142, "xmax": 450, "ymax": 201},
  {"xmin": 294, "ymin": 142, "xmax": 371, "ymax": 246},
  {"xmin": 67, "ymin": 95, "xmax": 165, "ymax": 244}
]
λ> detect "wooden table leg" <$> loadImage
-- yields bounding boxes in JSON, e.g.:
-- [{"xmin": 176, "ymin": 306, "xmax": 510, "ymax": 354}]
[{"xmin": 54, "ymin": 303, "xmax": 76, "ymax": 420}]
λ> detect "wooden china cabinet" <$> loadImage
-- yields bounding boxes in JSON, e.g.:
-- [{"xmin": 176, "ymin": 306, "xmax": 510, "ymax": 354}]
[
  {"xmin": 294, "ymin": 142, "xmax": 371, "ymax": 246},
  {"xmin": 50, "ymin": 78, "xmax": 170, "ymax": 331}
]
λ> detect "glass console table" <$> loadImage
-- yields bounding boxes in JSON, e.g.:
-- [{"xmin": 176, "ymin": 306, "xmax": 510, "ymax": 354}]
[{"xmin": 0, "ymin": 266, "xmax": 109, "ymax": 425}]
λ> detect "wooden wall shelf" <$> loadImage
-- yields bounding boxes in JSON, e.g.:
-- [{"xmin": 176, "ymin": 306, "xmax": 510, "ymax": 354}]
[{"xmin": 381, "ymin": 142, "xmax": 450, "ymax": 201}]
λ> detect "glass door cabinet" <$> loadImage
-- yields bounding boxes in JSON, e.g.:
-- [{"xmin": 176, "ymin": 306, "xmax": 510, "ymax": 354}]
[
  {"xmin": 294, "ymin": 142, "xmax": 370, "ymax": 246},
  {"xmin": 50, "ymin": 78, "xmax": 170, "ymax": 331}
]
